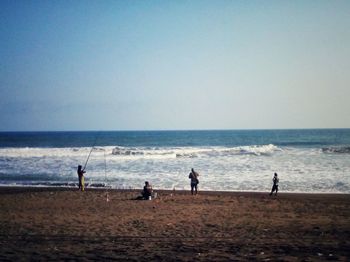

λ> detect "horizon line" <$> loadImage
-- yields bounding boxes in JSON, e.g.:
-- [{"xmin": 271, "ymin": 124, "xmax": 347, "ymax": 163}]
[{"xmin": 1, "ymin": 127, "xmax": 350, "ymax": 133}]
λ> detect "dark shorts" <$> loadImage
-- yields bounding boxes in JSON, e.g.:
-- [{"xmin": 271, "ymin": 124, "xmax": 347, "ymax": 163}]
[{"xmin": 191, "ymin": 182, "xmax": 198, "ymax": 188}]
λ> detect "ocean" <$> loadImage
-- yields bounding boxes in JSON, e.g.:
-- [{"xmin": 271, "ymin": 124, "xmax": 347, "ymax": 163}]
[{"xmin": 0, "ymin": 129, "xmax": 349, "ymax": 193}]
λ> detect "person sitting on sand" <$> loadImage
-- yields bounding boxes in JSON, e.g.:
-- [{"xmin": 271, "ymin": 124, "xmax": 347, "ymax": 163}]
[
  {"xmin": 77, "ymin": 165, "xmax": 86, "ymax": 192},
  {"xmin": 189, "ymin": 168, "xmax": 199, "ymax": 195},
  {"xmin": 142, "ymin": 181, "xmax": 153, "ymax": 200},
  {"xmin": 269, "ymin": 172, "xmax": 279, "ymax": 196}
]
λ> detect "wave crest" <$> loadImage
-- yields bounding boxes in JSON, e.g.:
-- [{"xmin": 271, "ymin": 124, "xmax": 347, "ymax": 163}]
[
  {"xmin": 112, "ymin": 147, "xmax": 145, "ymax": 156},
  {"xmin": 322, "ymin": 146, "xmax": 350, "ymax": 154},
  {"xmin": 111, "ymin": 144, "xmax": 281, "ymax": 159}
]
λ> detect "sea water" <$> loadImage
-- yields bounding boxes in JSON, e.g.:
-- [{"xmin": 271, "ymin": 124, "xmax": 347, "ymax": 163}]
[{"xmin": 0, "ymin": 129, "xmax": 349, "ymax": 193}]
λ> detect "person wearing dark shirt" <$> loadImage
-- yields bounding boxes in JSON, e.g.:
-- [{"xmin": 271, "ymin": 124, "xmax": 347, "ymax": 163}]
[
  {"xmin": 269, "ymin": 172, "xmax": 279, "ymax": 196},
  {"xmin": 142, "ymin": 181, "xmax": 153, "ymax": 200},
  {"xmin": 189, "ymin": 168, "xmax": 199, "ymax": 195},
  {"xmin": 77, "ymin": 165, "xmax": 86, "ymax": 192}
]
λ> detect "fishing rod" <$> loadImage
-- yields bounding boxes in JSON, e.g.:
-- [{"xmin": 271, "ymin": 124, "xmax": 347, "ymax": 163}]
[{"xmin": 83, "ymin": 133, "xmax": 99, "ymax": 171}]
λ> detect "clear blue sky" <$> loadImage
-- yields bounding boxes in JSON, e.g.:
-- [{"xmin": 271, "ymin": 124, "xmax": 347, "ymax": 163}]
[{"xmin": 1, "ymin": 0, "xmax": 350, "ymax": 131}]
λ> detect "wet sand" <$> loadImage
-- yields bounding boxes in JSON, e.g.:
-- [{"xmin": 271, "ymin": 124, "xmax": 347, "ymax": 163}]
[{"xmin": 0, "ymin": 187, "xmax": 349, "ymax": 261}]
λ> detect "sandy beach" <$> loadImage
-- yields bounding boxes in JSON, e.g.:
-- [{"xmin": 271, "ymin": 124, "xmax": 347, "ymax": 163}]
[{"xmin": 0, "ymin": 187, "xmax": 349, "ymax": 261}]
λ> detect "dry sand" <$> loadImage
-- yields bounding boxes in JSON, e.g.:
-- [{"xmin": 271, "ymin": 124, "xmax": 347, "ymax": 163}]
[{"xmin": 0, "ymin": 187, "xmax": 349, "ymax": 261}]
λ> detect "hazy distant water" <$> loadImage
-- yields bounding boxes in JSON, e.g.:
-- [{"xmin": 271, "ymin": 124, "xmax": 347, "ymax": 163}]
[{"xmin": 0, "ymin": 129, "xmax": 350, "ymax": 193}]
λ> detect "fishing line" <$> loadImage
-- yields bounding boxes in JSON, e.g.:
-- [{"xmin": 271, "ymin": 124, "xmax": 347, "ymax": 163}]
[{"xmin": 104, "ymin": 148, "xmax": 110, "ymax": 202}]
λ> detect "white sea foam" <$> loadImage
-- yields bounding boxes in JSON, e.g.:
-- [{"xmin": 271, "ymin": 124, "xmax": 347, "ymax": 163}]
[
  {"xmin": 0, "ymin": 145, "xmax": 349, "ymax": 193},
  {"xmin": 0, "ymin": 146, "xmax": 114, "ymax": 158},
  {"xmin": 0, "ymin": 144, "xmax": 280, "ymax": 159},
  {"xmin": 111, "ymin": 144, "xmax": 281, "ymax": 158}
]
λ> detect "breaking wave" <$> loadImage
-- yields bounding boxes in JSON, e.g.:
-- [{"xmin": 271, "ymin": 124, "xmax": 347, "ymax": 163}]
[
  {"xmin": 322, "ymin": 146, "xmax": 350, "ymax": 154},
  {"xmin": 0, "ymin": 144, "xmax": 282, "ymax": 163},
  {"xmin": 111, "ymin": 144, "xmax": 281, "ymax": 158}
]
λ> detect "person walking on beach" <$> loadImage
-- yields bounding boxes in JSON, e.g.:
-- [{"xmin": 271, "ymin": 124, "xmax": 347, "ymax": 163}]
[
  {"xmin": 269, "ymin": 172, "xmax": 279, "ymax": 196},
  {"xmin": 189, "ymin": 168, "xmax": 199, "ymax": 195},
  {"xmin": 77, "ymin": 165, "xmax": 86, "ymax": 192}
]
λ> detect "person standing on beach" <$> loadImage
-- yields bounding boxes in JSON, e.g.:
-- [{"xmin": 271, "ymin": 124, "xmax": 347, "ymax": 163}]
[
  {"xmin": 269, "ymin": 172, "xmax": 279, "ymax": 196},
  {"xmin": 77, "ymin": 165, "xmax": 86, "ymax": 192},
  {"xmin": 189, "ymin": 168, "xmax": 199, "ymax": 195}
]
